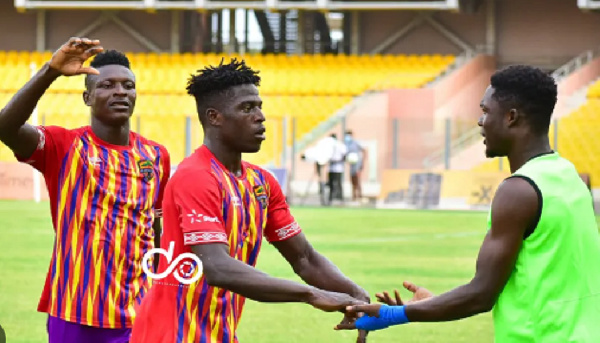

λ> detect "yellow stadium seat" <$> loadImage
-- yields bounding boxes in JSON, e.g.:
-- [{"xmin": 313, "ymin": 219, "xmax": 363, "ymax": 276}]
[{"xmin": 0, "ymin": 51, "xmax": 455, "ymax": 165}]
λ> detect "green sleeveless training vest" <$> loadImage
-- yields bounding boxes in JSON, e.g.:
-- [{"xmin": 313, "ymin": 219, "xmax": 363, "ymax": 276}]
[{"xmin": 490, "ymin": 152, "xmax": 600, "ymax": 342}]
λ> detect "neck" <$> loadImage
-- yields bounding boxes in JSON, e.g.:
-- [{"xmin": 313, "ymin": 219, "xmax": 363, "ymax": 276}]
[
  {"xmin": 507, "ymin": 134, "xmax": 552, "ymax": 173},
  {"xmin": 204, "ymin": 137, "xmax": 243, "ymax": 177},
  {"xmin": 91, "ymin": 117, "xmax": 130, "ymax": 146}
]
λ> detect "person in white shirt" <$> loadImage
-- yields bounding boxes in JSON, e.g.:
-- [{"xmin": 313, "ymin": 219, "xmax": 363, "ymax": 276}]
[
  {"xmin": 301, "ymin": 133, "xmax": 347, "ymax": 205},
  {"xmin": 327, "ymin": 133, "xmax": 348, "ymax": 204}
]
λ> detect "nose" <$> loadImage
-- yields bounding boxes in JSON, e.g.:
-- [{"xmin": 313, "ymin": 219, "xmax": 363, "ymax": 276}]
[
  {"xmin": 255, "ymin": 109, "xmax": 265, "ymax": 122},
  {"xmin": 113, "ymin": 83, "xmax": 127, "ymax": 96}
]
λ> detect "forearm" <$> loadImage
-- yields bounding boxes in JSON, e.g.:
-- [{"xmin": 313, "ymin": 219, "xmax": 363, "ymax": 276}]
[
  {"xmin": 0, "ymin": 63, "xmax": 60, "ymax": 135},
  {"xmin": 405, "ymin": 282, "xmax": 493, "ymax": 322},
  {"xmin": 296, "ymin": 250, "xmax": 368, "ymax": 301},
  {"xmin": 206, "ymin": 258, "xmax": 317, "ymax": 303}
]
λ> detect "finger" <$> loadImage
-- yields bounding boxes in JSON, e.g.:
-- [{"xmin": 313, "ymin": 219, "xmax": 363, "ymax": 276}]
[
  {"xmin": 334, "ymin": 322, "xmax": 356, "ymax": 330},
  {"xmin": 75, "ymin": 67, "xmax": 100, "ymax": 75},
  {"xmin": 81, "ymin": 37, "xmax": 93, "ymax": 45},
  {"xmin": 394, "ymin": 289, "xmax": 403, "ymax": 305},
  {"xmin": 357, "ymin": 330, "xmax": 368, "ymax": 342},
  {"xmin": 403, "ymin": 281, "xmax": 420, "ymax": 293},
  {"xmin": 346, "ymin": 305, "xmax": 378, "ymax": 316},
  {"xmin": 82, "ymin": 46, "xmax": 104, "ymax": 60},
  {"xmin": 68, "ymin": 37, "xmax": 82, "ymax": 46},
  {"xmin": 383, "ymin": 291, "xmax": 396, "ymax": 305},
  {"xmin": 375, "ymin": 294, "xmax": 386, "ymax": 304}
]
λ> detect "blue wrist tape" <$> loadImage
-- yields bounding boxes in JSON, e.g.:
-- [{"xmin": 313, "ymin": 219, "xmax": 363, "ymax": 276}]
[{"xmin": 355, "ymin": 305, "xmax": 410, "ymax": 331}]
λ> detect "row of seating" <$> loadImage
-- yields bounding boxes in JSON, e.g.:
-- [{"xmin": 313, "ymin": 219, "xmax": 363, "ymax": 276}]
[
  {"xmin": 0, "ymin": 92, "xmax": 352, "ymax": 165},
  {"xmin": 0, "ymin": 52, "xmax": 455, "ymax": 96}
]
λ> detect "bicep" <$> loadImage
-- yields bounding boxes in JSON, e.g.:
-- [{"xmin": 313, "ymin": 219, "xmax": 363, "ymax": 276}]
[
  {"xmin": 2, "ymin": 123, "xmax": 41, "ymax": 160},
  {"xmin": 470, "ymin": 177, "xmax": 539, "ymax": 300}
]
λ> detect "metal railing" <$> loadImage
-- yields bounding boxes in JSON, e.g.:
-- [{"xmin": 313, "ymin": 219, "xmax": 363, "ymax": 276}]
[
  {"xmin": 422, "ymin": 124, "xmax": 481, "ymax": 169},
  {"xmin": 15, "ymin": 0, "xmax": 461, "ymax": 11},
  {"xmin": 552, "ymin": 46, "xmax": 600, "ymax": 82}
]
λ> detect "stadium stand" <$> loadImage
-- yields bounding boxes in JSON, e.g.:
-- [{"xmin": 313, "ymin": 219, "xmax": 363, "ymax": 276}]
[{"xmin": 0, "ymin": 51, "xmax": 455, "ymax": 165}]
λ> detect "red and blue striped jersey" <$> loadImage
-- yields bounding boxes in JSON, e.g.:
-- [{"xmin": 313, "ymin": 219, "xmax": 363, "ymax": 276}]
[
  {"xmin": 16, "ymin": 125, "xmax": 170, "ymax": 328},
  {"xmin": 130, "ymin": 145, "xmax": 301, "ymax": 343}
]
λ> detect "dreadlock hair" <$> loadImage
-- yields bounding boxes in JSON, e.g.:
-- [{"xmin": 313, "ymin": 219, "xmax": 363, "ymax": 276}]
[
  {"xmin": 490, "ymin": 65, "xmax": 557, "ymax": 135},
  {"xmin": 186, "ymin": 58, "xmax": 261, "ymax": 125},
  {"xmin": 85, "ymin": 49, "xmax": 131, "ymax": 89}
]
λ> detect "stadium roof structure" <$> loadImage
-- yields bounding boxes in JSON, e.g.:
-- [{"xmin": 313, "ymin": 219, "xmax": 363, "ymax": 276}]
[{"xmin": 14, "ymin": 0, "xmax": 461, "ymax": 11}]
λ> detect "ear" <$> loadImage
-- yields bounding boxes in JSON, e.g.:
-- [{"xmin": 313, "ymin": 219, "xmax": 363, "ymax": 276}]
[
  {"xmin": 506, "ymin": 108, "xmax": 519, "ymax": 127},
  {"xmin": 83, "ymin": 90, "xmax": 91, "ymax": 106},
  {"xmin": 206, "ymin": 108, "xmax": 222, "ymax": 127}
]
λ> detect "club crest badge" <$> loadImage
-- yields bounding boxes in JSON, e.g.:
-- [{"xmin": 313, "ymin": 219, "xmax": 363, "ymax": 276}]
[
  {"xmin": 138, "ymin": 160, "xmax": 154, "ymax": 182},
  {"xmin": 253, "ymin": 185, "xmax": 268, "ymax": 209}
]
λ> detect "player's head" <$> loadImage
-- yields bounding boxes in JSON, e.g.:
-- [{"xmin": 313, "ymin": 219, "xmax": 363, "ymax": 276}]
[
  {"xmin": 187, "ymin": 58, "xmax": 264, "ymax": 153},
  {"xmin": 478, "ymin": 65, "xmax": 557, "ymax": 158},
  {"xmin": 83, "ymin": 50, "xmax": 136, "ymax": 126}
]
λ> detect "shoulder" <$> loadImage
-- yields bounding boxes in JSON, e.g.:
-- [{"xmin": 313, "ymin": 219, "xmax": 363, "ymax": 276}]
[
  {"xmin": 171, "ymin": 156, "xmax": 219, "ymax": 187},
  {"xmin": 42, "ymin": 125, "xmax": 81, "ymax": 138},
  {"xmin": 494, "ymin": 176, "xmax": 539, "ymax": 207},
  {"xmin": 491, "ymin": 176, "xmax": 541, "ymax": 230}
]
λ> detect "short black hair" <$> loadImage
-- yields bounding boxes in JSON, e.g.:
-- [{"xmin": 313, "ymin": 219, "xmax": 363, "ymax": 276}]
[
  {"xmin": 187, "ymin": 58, "xmax": 261, "ymax": 123},
  {"xmin": 85, "ymin": 49, "xmax": 131, "ymax": 89},
  {"xmin": 490, "ymin": 65, "xmax": 557, "ymax": 134}
]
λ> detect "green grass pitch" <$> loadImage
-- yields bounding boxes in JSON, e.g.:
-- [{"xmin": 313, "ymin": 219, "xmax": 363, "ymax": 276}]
[{"xmin": 3, "ymin": 200, "xmax": 594, "ymax": 342}]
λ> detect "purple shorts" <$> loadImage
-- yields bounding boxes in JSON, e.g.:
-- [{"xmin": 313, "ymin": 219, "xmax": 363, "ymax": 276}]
[{"xmin": 47, "ymin": 316, "xmax": 131, "ymax": 343}]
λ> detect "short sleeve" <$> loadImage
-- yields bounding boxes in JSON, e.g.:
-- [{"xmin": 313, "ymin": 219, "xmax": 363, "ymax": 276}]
[
  {"xmin": 15, "ymin": 125, "xmax": 73, "ymax": 175},
  {"xmin": 154, "ymin": 145, "xmax": 171, "ymax": 213},
  {"xmin": 264, "ymin": 170, "xmax": 302, "ymax": 243},
  {"xmin": 172, "ymin": 170, "xmax": 227, "ymax": 246}
]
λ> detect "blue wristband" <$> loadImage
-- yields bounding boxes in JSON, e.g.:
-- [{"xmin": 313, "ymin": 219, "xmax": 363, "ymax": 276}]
[{"xmin": 355, "ymin": 305, "xmax": 410, "ymax": 331}]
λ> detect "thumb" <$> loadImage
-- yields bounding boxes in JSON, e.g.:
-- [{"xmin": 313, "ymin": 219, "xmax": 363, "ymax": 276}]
[
  {"xmin": 75, "ymin": 67, "xmax": 100, "ymax": 75},
  {"xmin": 403, "ymin": 281, "xmax": 419, "ymax": 293}
]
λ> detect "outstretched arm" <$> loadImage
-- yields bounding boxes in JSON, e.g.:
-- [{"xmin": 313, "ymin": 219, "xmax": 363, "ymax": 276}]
[
  {"xmin": 338, "ymin": 176, "xmax": 539, "ymax": 330},
  {"xmin": 404, "ymin": 177, "xmax": 537, "ymax": 321},
  {"xmin": 191, "ymin": 243, "xmax": 364, "ymax": 311},
  {"xmin": 273, "ymin": 233, "xmax": 369, "ymax": 302},
  {"xmin": 0, "ymin": 37, "xmax": 103, "ymax": 158}
]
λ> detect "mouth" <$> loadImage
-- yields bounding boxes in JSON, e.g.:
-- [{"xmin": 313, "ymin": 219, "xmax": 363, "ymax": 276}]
[
  {"xmin": 481, "ymin": 132, "xmax": 486, "ymax": 145},
  {"xmin": 109, "ymin": 100, "xmax": 130, "ymax": 111},
  {"xmin": 255, "ymin": 127, "xmax": 266, "ymax": 140}
]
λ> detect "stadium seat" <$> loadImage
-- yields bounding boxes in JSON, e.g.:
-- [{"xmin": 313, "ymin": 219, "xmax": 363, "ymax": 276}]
[{"xmin": 0, "ymin": 51, "xmax": 455, "ymax": 164}]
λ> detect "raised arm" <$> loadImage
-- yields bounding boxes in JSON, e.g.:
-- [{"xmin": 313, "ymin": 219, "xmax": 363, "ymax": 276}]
[
  {"xmin": 338, "ymin": 176, "xmax": 539, "ymax": 330},
  {"xmin": 0, "ymin": 37, "xmax": 103, "ymax": 158}
]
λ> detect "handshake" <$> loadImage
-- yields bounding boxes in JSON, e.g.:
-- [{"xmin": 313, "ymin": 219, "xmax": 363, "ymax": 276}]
[{"xmin": 308, "ymin": 281, "xmax": 434, "ymax": 341}]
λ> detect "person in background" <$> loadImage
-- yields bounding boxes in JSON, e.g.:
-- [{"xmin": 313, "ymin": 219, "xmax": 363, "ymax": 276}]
[
  {"xmin": 328, "ymin": 133, "xmax": 347, "ymax": 205},
  {"xmin": 344, "ymin": 130, "xmax": 367, "ymax": 203}
]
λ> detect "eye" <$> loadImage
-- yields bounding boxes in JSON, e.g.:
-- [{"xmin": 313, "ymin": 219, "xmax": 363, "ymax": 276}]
[{"xmin": 243, "ymin": 105, "xmax": 253, "ymax": 113}]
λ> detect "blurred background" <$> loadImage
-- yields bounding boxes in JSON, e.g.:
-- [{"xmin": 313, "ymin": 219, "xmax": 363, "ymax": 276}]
[{"xmin": 1, "ymin": 1, "xmax": 599, "ymax": 342}]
